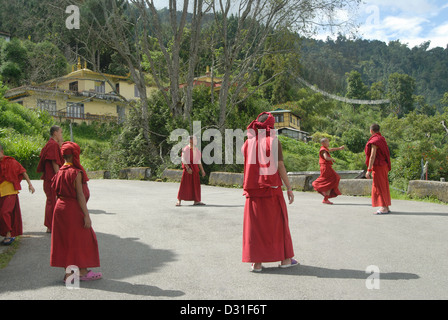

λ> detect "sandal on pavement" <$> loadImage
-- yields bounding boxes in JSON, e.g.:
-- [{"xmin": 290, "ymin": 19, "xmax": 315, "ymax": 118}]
[
  {"xmin": 374, "ymin": 209, "xmax": 389, "ymax": 215},
  {"xmin": 251, "ymin": 264, "xmax": 263, "ymax": 272},
  {"xmin": 279, "ymin": 258, "xmax": 299, "ymax": 268},
  {"xmin": 80, "ymin": 270, "xmax": 102, "ymax": 281},
  {"xmin": 2, "ymin": 237, "xmax": 15, "ymax": 246},
  {"xmin": 193, "ymin": 202, "xmax": 206, "ymax": 206}
]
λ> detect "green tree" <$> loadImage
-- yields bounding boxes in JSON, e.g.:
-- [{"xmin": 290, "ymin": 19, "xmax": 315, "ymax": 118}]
[
  {"xmin": 0, "ymin": 38, "xmax": 29, "ymax": 86},
  {"xmin": 345, "ymin": 70, "xmax": 368, "ymax": 100},
  {"xmin": 387, "ymin": 73, "xmax": 416, "ymax": 117}
]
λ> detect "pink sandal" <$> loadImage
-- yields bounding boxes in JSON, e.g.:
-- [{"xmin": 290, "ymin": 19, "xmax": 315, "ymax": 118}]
[{"xmin": 80, "ymin": 270, "xmax": 102, "ymax": 281}]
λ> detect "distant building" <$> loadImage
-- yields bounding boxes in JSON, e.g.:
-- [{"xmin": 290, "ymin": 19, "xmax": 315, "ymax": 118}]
[
  {"xmin": 0, "ymin": 31, "xmax": 11, "ymax": 42},
  {"xmin": 5, "ymin": 58, "xmax": 155, "ymax": 124},
  {"xmin": 179, "ymin": 66, "xmax": 223, "ymax": 91},
  {"xmin": 270, "ymin": 108, "xmax": 310, "ymax": 142}
]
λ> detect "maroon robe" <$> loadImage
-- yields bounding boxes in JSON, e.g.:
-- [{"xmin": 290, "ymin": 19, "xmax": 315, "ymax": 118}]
[
  {"xmin": 0, "ymin": 156, "xmax": 26, "ymax": 237},
  {"xmin": 37, "ymin": 138, "xmax": 63, "ymax": 230},
  {"xmin": 177, "ymin": 146, "xmax": 202, "ymax": 202},
  {"xmin": 312, "ymin": 146, "xmax": 341, "ymax": 199},
  {"xmin": 242, "ymin": 112, "xmax": 294, "ymax": 263},
  {"xmin": 365, "ymin": 133, "xmax": 391, "ymax": 207},
  {"xmin": 50, "ymin": 142, "xmax": 99, "ymax": 269}
]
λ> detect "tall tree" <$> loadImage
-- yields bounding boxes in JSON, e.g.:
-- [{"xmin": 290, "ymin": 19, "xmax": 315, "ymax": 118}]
[
  {"xmin": 387, "ymin": 73, "xmax": 416, "ymax": 117},
  {"xmin": 210, "ymin": 0, "xmax": 361, "ymax": 130}
]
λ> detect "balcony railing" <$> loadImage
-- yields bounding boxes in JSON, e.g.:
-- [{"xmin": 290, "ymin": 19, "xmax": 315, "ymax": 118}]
[{"xmin": 49, "ymin": 111, "xmax": 118, "ymax": 123}]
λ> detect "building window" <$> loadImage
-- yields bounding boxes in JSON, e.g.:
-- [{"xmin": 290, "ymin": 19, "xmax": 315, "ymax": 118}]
[
  {"xmin": 95, "ymin": 81, "xmax": 105, "ymax": 93},
  {"xmin": 115, "ymin": 83, "xmax": 120, "ymax": 94},
  {"xmin": 37, "ymin": 99, "xmax": 57, "ymax": 116},
  {"xmin": 66, "ymin": 102, "xmax": 84, "ymax": 119},
  {"xmin": 274, "ymin": 114, "xmax": 284, "ymax": 123},
  {"xmin": 69, "ymin": 81, "xmax": 79, "ymax": 92}
]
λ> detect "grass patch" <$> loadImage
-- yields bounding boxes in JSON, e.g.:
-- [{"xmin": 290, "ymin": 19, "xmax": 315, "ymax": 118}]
[
  {"xmin": 390, "ymin": 188, "xmax": 447, "ymax": 205},
  {"xmin": 0, "ymin": 236, "xmax": 21, "ymax": 269}
]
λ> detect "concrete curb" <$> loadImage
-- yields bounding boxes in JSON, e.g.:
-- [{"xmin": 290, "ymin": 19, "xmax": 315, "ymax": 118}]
[
  {"xmin": 209, "ymin": 172, "xmax": 243, "ymax": 187},
  {"xmin": 161, "ymin": 168, "xmax": 183, "ymax": 182},
  {"xmin": 118, "ymin": 167, "xmax": 151, "ymax": 180},
  {"xmin": 408, "ymin": 180, "xmax": 448, "ymax": 203},
  {"xmin": 87, "ymin": 168, "xmax": 447, "ymax": 203}
]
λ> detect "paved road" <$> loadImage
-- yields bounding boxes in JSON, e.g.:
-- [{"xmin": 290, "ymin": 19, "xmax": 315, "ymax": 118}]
[{"xmin": 0, "ymin": 179, "xmax": 447, "ymax": 301}]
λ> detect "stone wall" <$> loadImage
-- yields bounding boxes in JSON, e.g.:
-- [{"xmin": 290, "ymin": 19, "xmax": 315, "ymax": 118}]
[
  {"xmin": 209, "ymin": 172, "xmax": 244, "ymax": 187},
  {"xmin": 408, "ymin": 180, "xmax": 448, "ymax": 203},
  {"xmin": 161, "ymin": 168, "xmax": 183, "ymax": 182},
  {"xmin": 338, "ymin": 179, "xmax": 372, "ymax": 196},
  {"xmin": 86, "ymin": 168, "xmax": 448, "ymax": 203},
  {"xmin": 118, "ymin": 167, "xmax": 151, "ymax": 180}
]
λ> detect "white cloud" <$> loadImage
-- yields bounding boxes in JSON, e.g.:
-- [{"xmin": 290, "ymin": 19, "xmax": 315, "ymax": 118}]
[
  {"xmin": 354, "ymin": 0, "xmax": 448, "ymax": 49},
  {"xmin": 362, "ymin": 0, "xmax": 438, "ymax": 15}
]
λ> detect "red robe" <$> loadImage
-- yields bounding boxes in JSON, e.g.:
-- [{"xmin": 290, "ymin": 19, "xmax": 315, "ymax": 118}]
[
  {"xmin": 0, "ymin": 156, "xmax": 26, "ymax": 237},
  {"xmin": 37, "ymin": 138, "xmax": 63, "ymax": 230},
  {"xmin": 177, "ymin": 146, "xmax": 202, "ymax": 202},
  {"xmin": 50, "ymin": 165, "xmax": 100, "ymax": 269},
  {"xmin": 312, "ymin": 146, "xmax": 341, "ymax": 198},
  {"xmin": 365, "ymin": 133, "xmax": 391, "ymax": 207},
  {"xmin": 242, "ymin": 116, "xmax": 294, "ymax": 263}
]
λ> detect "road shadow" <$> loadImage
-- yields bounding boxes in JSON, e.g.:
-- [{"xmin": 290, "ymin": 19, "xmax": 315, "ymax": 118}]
[
  {"xmin": 256, "ymin": 264, "xmax": 419, "ymax": 280},
  {"xmin": 386, "ymin": 211, "xmax": 448, "ymax": 217},
  {"xmin": 0, "ymin": 231, "xmax": 184, "ymax": 298},
  {"xmin": 177, "ymin": 204, "xmax": 244, "ymax": 208},
  {"xmin": 89, "ymin": 209, "xmax": 117, "ymax": 215}
]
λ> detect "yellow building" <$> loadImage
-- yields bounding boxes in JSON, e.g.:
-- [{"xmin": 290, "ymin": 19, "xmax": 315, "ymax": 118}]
[
  {"xmin": 270, "ymin": 108, "xmax": 310, "ymax": 141},
  {"xmin": 5, "ymin": 58, "xmax": 153, "ymax": 124}
]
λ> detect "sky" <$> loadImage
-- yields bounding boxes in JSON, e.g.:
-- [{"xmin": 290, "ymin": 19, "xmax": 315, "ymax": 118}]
[
  {"xmin": 151, "ymin": 0, "xmax": 448, "ymax": 49},
  {"xmin": 353, "ymin": 0, "xmax": 448, "ymax": 49}
]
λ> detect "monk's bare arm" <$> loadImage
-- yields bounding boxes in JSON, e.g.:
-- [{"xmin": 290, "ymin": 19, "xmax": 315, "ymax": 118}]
[
  {"xmin": 75, "ymin": 173, "xmax": 91, "ymax": 228},
  {"xmin": 322, "ymin": 151, "xmax": 334, "ymax": 163},
  {"xmin": 278, "ymin": 160, "xmax": 294, "ymax": 204},
  {"xmin": 198, "ymin": 163, "xmax": 206, "ymax": 177},
  {"xmin": 366, "ymin": 145, "xmax": 378, "ymax": 179},
  {"xmin": 329, "ymin": 146, "xmax": 345, "ymax": 152},
  {"xmin": 22, "ymin": 172, "xmax": 35, "ymax": 194},
  {"xmin": 52, "ymin": 160, "xmax": 60, "ymax": 174}
]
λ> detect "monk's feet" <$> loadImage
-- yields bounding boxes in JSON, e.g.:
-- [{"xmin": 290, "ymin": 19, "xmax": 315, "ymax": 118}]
[
  {"xmin": 374, "ymin": 208, "xmax": 389, "ymax": 215},
  {"xmin": 176, "ymin": 200, "xmax": 181, "ymax": 206},
  {"xmin": 322, "ymin": 198, "xmax": 333, "ymax": 205},
  {"xmin": 251, "ymin": 263, "xmax": 263, "ymax": 272},
  {"xmin": 279, "ymin": 258, "xmax": 299, "ymax": 268}
]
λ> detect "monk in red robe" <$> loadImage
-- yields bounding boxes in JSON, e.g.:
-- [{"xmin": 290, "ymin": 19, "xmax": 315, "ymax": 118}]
[
  {"xmin": 37, "ymin": 125, "xmax": 64, "ymax": 232},
  {"xmin": 51, "ymin": 142, "xmax": 101, "ymax": 282},
  {"xmin": 176, "ymin": 136, "xmax": 206, "ymax": 206},
  {"xmin": 312, "ymin": 138, "xmax": 344, "ymax": 204},
  {"xmin": 365, "ymin": 124, "xmax": 391, "ymax": 214},
  {"xmin": 0, "ymin": 143, "xmax": 35, "ymax": 245},
  {"xmin": 242, "ymin": 112, "xmax": 298, "ymax": 272}
]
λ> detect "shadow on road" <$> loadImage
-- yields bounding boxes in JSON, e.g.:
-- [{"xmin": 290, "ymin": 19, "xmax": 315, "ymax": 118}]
[
  {"xmin": 256, "ymin": 264, "xmax": 419, "ymax": 280},
  {"xmin": 0, "ymin": 231, "xmax": 185, "ymax": 298}
]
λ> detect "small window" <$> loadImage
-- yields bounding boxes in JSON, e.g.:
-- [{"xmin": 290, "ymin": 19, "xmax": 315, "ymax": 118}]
[
  {"xmin": 66, "ymin": 102, "xmax": 85, "ymax": 119},
  {"xmin": 37, "ymin": 99, "xmax": 57, "ymax": 116},
  {"xmin": 69, "ymin": 81, "xmax": 78, "ymax": 92},
  {"xmin": 95, "ymin": 81, "xmax": 105, "ymax": 93}
]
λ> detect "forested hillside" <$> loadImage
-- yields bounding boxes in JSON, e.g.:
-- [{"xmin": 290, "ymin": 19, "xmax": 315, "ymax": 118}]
[{"xmin": 299, "ymin": 35, "xmax": 448, "ymax": 108}]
